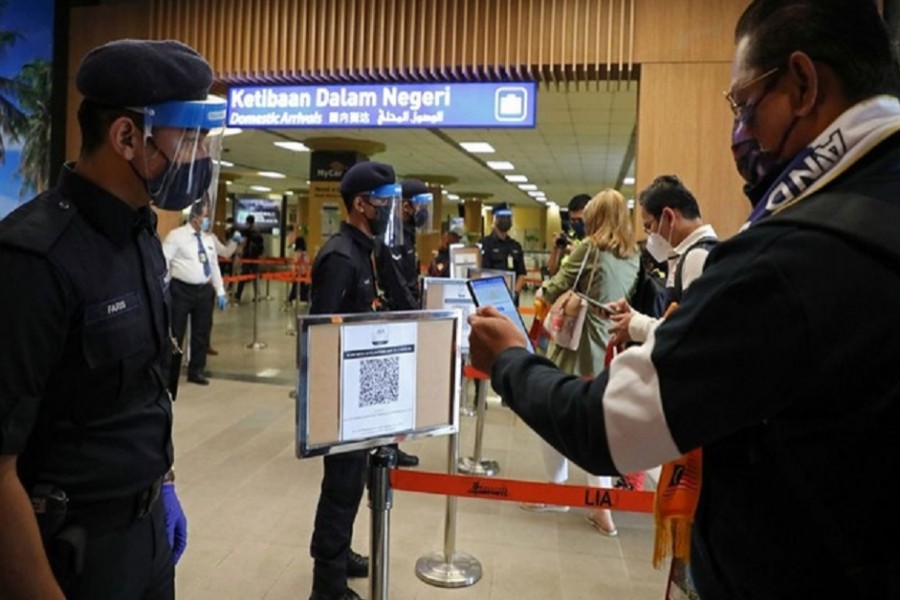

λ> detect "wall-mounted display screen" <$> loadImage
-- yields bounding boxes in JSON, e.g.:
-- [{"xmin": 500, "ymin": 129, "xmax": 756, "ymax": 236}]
[{"xmin": 235, "ymin": 197, "xmax": 281, "ymax": 233}]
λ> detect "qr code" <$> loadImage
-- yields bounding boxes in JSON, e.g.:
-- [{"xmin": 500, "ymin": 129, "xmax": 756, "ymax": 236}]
[{"xmin": 359, "ymin": 356, "xmax": 400, "ymax": 408}]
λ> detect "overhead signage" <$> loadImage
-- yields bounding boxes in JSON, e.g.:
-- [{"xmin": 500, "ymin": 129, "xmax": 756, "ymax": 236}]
[{"xmin": 226, "ymin": 82, "xmax": 536, "ymax": 129}]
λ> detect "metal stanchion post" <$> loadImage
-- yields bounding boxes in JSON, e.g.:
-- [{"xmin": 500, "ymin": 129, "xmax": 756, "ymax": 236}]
[
  {"xmin": 457, "ymin": 377, "xmax": 500, "ymax": 475},
  {"xmin": 415, "ymin": 431, "xmax": 483, "ymax": 588},
  {"xmin": 285, "ymin": 279, "xmax": 296, "ymax": 336},
  {"xmin": 246, "ymin": 273, "xmax": 268, "ymax": 349},
  {"xmin": 368, "ymin": 446, "xmax": 397, "ymax": 600}
]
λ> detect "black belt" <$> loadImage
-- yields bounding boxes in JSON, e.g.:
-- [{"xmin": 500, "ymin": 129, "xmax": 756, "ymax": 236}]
[
  {"xmin": 67, "ymin": 478, "xmax": 163, "ymax": 537},
  {"xmin": 172, "ymin": 278, "xmax": 210, "ymax": 288}
]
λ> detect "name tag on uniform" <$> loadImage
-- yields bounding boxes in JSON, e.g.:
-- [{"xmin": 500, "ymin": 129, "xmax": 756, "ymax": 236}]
[
  {"xmin": 85, "ymin": 292, "xmax": 142, "ymax": 325},
  {"xmin": 507, "ymin": 255, "xmax": 514, "ymax": 270}
]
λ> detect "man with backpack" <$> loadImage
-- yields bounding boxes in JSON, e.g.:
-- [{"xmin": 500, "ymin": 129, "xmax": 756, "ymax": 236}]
[
  {"xmin": 235, "ymin": 214, "xmax": 265, "ymax": 303},
  {"xmin": 608, "ymin": 175, "xmax": 717, "ymax": 345}
]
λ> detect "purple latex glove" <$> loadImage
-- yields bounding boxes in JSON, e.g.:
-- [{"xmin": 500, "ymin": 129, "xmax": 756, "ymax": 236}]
[{"xmin": 161, "ymin": 483, "xmax": 188, "ymax": 564}]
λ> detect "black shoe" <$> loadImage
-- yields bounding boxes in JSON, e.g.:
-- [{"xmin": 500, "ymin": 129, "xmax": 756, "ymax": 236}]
[
  {"xmin": 187, "ymin": 373, "xmax": 210, "ymax": 385},
  {"xmin": 396, "ymin": 449, "xmax": 419, "ymax": 468},
  {"xmin": 346, "ymin": 549, "xmax": 369, "ymax": 578},
  {"xmin": 309, "ymin": 588, "xmax": 362, "ymax": 600}
]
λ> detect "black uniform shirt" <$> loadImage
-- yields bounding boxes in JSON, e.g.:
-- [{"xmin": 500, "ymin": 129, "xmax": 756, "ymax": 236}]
[
  {"xmin": 480, "ymin": 231, "xmax": 527, "ymax": 277},
  {"xmin": 376, "ymin": 221, "xmax": 419, "ymax": 310},
  {"xmin": 310, "ymin": 222, "xmax": 377, "ymax": 315},
  {"xmin": 0, "ymin": 166, "xmax": 173, "ymax": 502}
]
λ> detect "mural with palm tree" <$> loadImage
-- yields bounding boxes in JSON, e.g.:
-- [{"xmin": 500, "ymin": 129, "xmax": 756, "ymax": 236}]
[
  {"xmin": 0, "ymin": 0, "xmax": 52, "ymax": 195},
  {"xmin": 14, "ymin": 59, "xmax": 50, "ymax": 194}
]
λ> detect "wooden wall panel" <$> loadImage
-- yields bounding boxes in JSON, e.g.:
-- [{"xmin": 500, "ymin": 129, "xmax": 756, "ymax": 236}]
[
  {"xmin": 636, "ymin": 62, "xmax": 748, "ymax": 240},
  {"xmin": 633, "ymin": 0, "xmax": 750, "ymax": 64},
  {"xmin": 148, "ymin": 0, "xmax": 638, "ymax": 85}
]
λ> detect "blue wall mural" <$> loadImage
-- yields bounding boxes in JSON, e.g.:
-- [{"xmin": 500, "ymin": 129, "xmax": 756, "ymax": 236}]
[{"xmin": 0, "ymin": 0, "xmax": 54, "ymax": 219}]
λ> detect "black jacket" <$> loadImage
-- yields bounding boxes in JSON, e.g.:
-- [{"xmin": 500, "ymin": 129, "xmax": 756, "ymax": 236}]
[
  {"xmin": 491, "ymin": 132, "xmax": 900, "ymax": 599},
  {"xmin": 375, "ymin": 222, "xmax": 419, "ymax": 310},
  {"xmin": 0, "ymin": 167, "xmax": 173, "ymax": 502},
  {"xmin": 310, "ymin": 222, "xmax": 377, "ymax": 315}
]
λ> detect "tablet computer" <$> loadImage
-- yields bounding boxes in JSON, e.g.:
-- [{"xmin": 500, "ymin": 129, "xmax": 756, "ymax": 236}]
[{"xmin": 467, "ymin": 275, "xmax": 535, "ymax": 353}]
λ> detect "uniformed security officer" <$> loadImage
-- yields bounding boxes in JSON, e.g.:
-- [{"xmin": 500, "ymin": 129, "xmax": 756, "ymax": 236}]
[
  {"xmin": 480, "ymin": 202, "xmax": 528, "ymax": 304},
  {"xmin": 373, "ymin": 178, "xmax": 432, "ymax": 468},
  {"xmin": 0, "ymin": 39, "xmax": 226, "ymax": 598},
  {"xmin": 308, "ymin": 161, "xmax": 399, "ymax": 600}
]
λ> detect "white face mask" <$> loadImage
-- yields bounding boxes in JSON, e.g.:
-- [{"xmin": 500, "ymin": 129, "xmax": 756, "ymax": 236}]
[{"xmin": 645, "ymin": 212, "xmax": 675, "ymax": 263}]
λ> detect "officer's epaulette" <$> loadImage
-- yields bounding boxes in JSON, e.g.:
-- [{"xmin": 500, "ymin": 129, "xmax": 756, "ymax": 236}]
[{"xmin": 0, "ymin": 191, "xmax": 78, "ymax": 257}]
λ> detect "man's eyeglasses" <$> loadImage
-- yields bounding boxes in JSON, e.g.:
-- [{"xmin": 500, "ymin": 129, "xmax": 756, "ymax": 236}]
[{"xmin": 723, "ymin": 66, "xmax": 782, "ymax": 119}]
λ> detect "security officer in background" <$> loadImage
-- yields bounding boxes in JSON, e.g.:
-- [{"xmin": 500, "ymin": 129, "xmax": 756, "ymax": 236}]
[
  {"xmin": 308, "ymin": 161, "xmax": 399, "ymax": 600},
  {"xmin": 480, "ymin": 202, "xmax": 527, "ymax": 304},
  {"xmin": 374, "ymin": 178, "xmax": 433, "ymax": 468},
  {"xmin": 547, "ymin": 193, "xmax": 590, "ymax": 275},
  {"xmin": 163, "ymin": 198, "xmax": 227, "ymax": 386},
  {"xmin": 0, "ymin": 39, "xmax": 224, "ymax": 598}
]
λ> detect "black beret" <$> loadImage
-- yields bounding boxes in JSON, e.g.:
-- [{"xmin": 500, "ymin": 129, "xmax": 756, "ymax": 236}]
[
  {"xmin": 340, "ymin": 161, "xmax": 396, "ymax": 196},
  {"xmin": 76, "ymin": 39, "xmax": 213, "ymax": 107},
  {"xmin": 401, "ymin": 179, "xmax": 429, "ymax": 199},
  {"xmin": 492, "ymin": 202, "xmax": 513, "ymax": 216}
]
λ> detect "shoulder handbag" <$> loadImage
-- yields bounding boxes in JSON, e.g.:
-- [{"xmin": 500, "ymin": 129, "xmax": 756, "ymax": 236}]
[{"xmin": 543, "ymin": 245, "xmax": 599, "ymax": 351}]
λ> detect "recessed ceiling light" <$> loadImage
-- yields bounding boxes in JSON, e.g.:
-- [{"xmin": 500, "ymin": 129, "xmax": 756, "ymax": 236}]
[
  {"xmin": 224, "ymin": 180, "xmax": 233, "ymax": 185},
  {"xmin": 527, "ymin": 191, "xmax": 545, "ymax": 197},
  {"xmin": 223, "ymin": 127, "xmax": 243, "ymax": 136},
  {"xmin": 274, "ymin": 141, "xmax": 310, "ymax": 152},
  {"xmin": 258, "ymin": 171, "xmax": 286, "ymax": 179},
  {"xmin": 448, "ymin": 194, "xmax": 460, "ymax": 200},
  {"xmin": 214, "ymin": 159, "xmax": 234, "ymax": 167},
  {"xmin": 460, "ymin": 142, "xmax": 495, "ymax": 153},
  {"xmin": 548, "ymin": 201, "xmax": 558, "ymax": 208},
  {"xmin": 285, "ymin": 191, "xmax": 294, "ymax": 195},
  {"xmin": 486, "ymin": 161, "xmax": 515, "ymax": 170},
  {"xmin": 518, "ymin": 184, "xmax": 537, "ymax": 191},
  {"xmin": 623, "ymin": 176, "xmax": 636, "ymax": 185},
  {"xmin": 505, "ymin": 175, "xmax": 528, "ymax": 183},
  {"xmin": 250, "ymin": 185, "xmax": 271, "ymax": 192}
]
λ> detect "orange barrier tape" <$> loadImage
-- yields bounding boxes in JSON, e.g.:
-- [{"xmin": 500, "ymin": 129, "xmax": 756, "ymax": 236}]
[
  {"xmin": 390, "ymin": 469, "xmax": 655, "ymax": 513},
  {"xmin": 234, "ymin": 257, "xmax": 291, "ymax": 265},
  {"xmin": 222, "ymin": 274, "xmax": 258, "ymax": 284},
  {"xmin": 262, "ymin": 272, "xmax": 312, "ymax": 283},
  {"xmin": 518, "ymin": 306, "xmax": 536, "ymax": 315},
  {"xmin": 463, "ymin": 365, "xmax": 489, "ymax": 380}
]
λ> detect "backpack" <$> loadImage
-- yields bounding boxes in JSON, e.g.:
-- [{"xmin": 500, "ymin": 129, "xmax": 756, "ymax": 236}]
[
  {"xmin": 670, "ymin": 236, "xmax": 718, "ymax": 304},
  {"xmin": 629, "ymin": 255, "xmax": 667, "ymax": 319}
]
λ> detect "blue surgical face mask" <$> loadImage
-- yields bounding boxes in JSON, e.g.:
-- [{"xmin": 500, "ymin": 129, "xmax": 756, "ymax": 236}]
[
  {"xmin": 201, "ymin": 216, "xmax": 210, "ymax": 232},
  {"xmin": 571, "ymin": 219, "xmax": 586, "ymax": 239}
]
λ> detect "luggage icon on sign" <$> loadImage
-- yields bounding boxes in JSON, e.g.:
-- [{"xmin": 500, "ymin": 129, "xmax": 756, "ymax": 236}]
[{"xmin": 495, "ymin": 87, "xmax": 528, "ymax": 122}]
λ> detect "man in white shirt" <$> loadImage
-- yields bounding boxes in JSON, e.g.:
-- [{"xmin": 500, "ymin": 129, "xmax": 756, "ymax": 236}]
[
  {"xmin": 608, "ymin": 175, "xmax": 718, "ymax": 345},
  {"xmin": 163, "ymin": 200, "xmax": 226, "ymax": 385}
]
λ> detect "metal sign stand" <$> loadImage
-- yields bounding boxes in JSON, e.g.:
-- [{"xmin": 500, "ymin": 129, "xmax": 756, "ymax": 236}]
[
  {"xmin": 457, "ymin": 379, "xmax": 500, "ymax": 476},
  {"xmin": 368, "ymin": 446, "xmax": 397, "ymax": 600},
  {"xmin": 414, "ymin": 428, "xmax": 483, "ymax": 588}
]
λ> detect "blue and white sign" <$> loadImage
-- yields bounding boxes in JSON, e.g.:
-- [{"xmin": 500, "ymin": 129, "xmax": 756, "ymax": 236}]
[{"xmin": 226, "ymin": 82, "xmax": 536, "ymax": 129}]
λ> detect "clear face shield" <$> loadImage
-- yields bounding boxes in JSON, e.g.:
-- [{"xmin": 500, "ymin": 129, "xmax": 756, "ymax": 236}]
[
  {"xmin": 367, "ymin": 183, "xmax": 404, "ymax": 246},
  {"xmin": 410, "ymin": 192, "xmax": 434, "ymax": 233},
  {"xmin": 130, "ymin": 97, "xmax": 227, "ymax": 214}
]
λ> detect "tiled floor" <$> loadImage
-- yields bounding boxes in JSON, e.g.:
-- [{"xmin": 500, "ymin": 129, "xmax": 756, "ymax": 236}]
[{"xmin": 172, "ymin": 289, "xmax": 669, "ymax": 599}]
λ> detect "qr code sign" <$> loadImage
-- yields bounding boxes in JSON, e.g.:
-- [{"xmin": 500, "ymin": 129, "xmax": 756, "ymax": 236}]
[{"xmin": 359, "ymin": 356, "xmax": 400, "ymax": 408}]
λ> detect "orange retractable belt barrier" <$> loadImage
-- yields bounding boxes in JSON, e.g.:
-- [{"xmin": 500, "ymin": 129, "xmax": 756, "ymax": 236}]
[
  {"xmin": 234, "ymin": 257, "xmax": 291, "ymax": 266},
  {"xmin": 462, "ymin": 365, "xmax": 488, "ymax": 380},
  {"xmin": 261, "ymin": 272, "xmax": 312, "ymax": 284},
  {"xmin": 390, "ymin": 470, "xmax": 655, "ymax": 514},
  {"xmin": 222, "ymin": 273, "xmax": 257, "ymax": 284}
]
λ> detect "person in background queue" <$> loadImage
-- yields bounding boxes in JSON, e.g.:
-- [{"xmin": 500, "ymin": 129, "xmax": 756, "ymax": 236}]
[
  {"xmin": 468, "ymin": 0, "xmax": 900, "ymax": 596},
  {"xmin": 480, "ymin": 202, "xmax": 527, "ymax": 305},
  {"xmin": 427, "ymin": 224, "xmax": 465, "ymax": 277},
  {"xmin": 307, "ymin": 160, "xmax": 401, "ymax": 600},
  {"xmin": 0, "ymin": 38, "xmax": 226, "ymax": 598},
  {"xmin": 163, "ymin": 198, "xmax": 227, "ymax": 386},
  {"xmin": 547, "ymin": 193, "xmax": 591, "ymax": 276},
  {"xmin": 235, "ymin": 214, "xmax": 264, "ymax": 303}
]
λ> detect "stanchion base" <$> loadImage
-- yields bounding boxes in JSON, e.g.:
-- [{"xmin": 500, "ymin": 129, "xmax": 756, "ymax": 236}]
[
  {"xmin": 457, "ymin": 457, "xmax": 500, "ymax": 476},
  {"xmin": 415, "ymin": 552, "xmax": 482, "ymax": 588},
  {"xmin": 246, "ymin": 341, "xmax": 268, "ymax": 350}
]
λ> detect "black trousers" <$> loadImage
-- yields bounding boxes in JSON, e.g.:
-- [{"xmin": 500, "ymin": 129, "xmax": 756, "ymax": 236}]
[
  {"xmin": 61, "ymin": 500, "xmax": 174, "ymax": 599},
  {"xmin": 170, "ymin": 279, "xmax": 214, "ymax": 379},
  {"xmin": 310, "ymin": 450, "xmax": 368, "ymax": 596},
  {"xmin": 235, "ymin": 263, "xmax": 259, "ymax": 301}
]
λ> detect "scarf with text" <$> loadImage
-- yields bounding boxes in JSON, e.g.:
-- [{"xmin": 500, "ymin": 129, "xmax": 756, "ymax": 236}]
[{"xmin": 745, "ymin": 95, "xmax": 900, "ymax": 228}]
